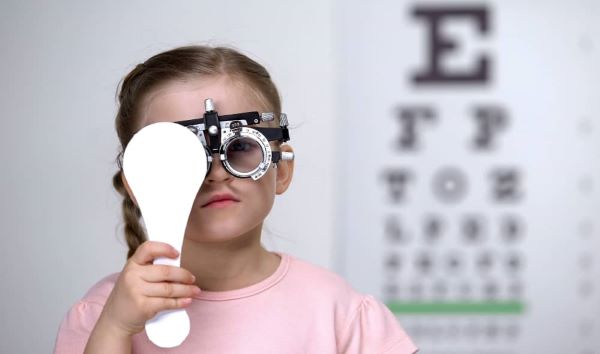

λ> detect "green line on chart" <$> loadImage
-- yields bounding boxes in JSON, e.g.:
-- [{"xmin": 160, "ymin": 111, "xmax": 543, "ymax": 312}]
[{"xmin": 386, "ymin": 301, "xmax": 525, "ymax": 315}]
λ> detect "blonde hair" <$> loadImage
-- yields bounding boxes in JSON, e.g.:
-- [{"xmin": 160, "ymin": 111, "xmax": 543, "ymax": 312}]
[{"xmin": 112, "ymin": 45, "xmax": 282, "ymax": 258}]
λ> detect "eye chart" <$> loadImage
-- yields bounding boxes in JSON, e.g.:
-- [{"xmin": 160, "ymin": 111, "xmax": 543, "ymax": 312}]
[{"xmin": 337, "ymin": 2, "xmax": 600, "ymax": 353}]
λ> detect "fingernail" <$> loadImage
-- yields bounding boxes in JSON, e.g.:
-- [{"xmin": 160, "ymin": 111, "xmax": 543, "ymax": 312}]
[
  {"xmin": 193, "ymin": 287, "xmax": 202, "ymax": 295},
  {"xmin": 182, "ymin": 298, "xmax": 193, "ymax": 305}
]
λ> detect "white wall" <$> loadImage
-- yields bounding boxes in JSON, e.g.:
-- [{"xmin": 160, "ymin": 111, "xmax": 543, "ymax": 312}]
[{"xmin": 0, "ymin": 1, "xmax": 337, "ymax": 352}]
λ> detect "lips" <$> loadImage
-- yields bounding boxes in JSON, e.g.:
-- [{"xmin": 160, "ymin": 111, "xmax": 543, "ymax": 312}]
[{"xmin": 201, "ymin": 193, "xmax": 240, "ymax": 208}]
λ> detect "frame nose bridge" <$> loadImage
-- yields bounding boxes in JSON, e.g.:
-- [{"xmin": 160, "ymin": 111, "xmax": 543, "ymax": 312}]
[{"xmin": 205, "ymin": 152, "xmax": 230, "ymax": 180}]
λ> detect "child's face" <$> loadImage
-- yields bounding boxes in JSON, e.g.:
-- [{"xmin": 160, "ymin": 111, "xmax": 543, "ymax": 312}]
[{"xmin": 127, "ymin": 75, "xmax": 293, "ymax": 243}]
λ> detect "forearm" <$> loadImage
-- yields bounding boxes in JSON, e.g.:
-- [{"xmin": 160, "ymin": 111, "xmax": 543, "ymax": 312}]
[{"xmin": 84, "ymin": 315, "xmax": 133, "ymax": 354}]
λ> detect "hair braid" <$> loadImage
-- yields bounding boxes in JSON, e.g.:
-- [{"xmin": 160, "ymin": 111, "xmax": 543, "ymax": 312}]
[{"xmin": 112, "ymin": 169, "xmax": 146, "ymax": 258}]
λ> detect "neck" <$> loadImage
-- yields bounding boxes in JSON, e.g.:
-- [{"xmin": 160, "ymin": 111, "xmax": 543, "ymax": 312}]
[{"xmin": 180, "ymin": 223, "xmax": 281, "ymax": 291}]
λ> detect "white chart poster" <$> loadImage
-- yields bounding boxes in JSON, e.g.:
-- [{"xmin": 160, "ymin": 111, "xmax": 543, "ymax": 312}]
[{"xmin": 337, "ymin": 1, "xmax": 600, "ymax": 353}]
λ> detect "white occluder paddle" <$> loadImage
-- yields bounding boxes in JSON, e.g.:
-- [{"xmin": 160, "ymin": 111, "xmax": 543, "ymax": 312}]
[{"xmin": 122, "ymin": 122, "xmax": 207, "ymax": 348}]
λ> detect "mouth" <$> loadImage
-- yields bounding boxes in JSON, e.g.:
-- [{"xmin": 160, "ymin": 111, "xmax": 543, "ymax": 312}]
[{"xmin": 201, "ymin": 193, "xmax": 240, "ymax": 208}]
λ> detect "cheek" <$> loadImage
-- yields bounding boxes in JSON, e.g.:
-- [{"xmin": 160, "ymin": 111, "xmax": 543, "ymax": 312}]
[
  {"xmin": 255, "ymin": 168, "xmax": 277, "ymax": 204},
  {"xmin": 242, "ymin": 169, "xmax": 276, "ymax": 218}
]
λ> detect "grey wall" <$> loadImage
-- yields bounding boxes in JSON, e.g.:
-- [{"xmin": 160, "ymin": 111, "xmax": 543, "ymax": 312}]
[{"xmin": 0, "ymin": 1, "xmax": 337, "ymax": 352}]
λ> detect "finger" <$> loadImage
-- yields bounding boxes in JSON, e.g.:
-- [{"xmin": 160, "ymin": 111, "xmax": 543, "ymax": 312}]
[
  {"xmin": 147, "ymin": 297, "xmax": 194, "ymax": 313},
  {"xmin": 131, "ymin": 241, "xmax": 178, "ymax": 265},
  {"xmin": 142, "ymin": 282, "xmax": 201, "ymax": 299},
  {"xmin": 141, "ymin": 265, "xmax": 196, "ymax": 284}
]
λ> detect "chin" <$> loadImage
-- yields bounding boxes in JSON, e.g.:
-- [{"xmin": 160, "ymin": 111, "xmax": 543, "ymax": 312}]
[{"xmin": 186, "ymin": 222, "xmax": 258, "ymax": 243}]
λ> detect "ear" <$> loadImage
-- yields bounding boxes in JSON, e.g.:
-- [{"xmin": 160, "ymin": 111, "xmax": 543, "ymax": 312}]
[
  {"xmin": 120, "ymin": 172, "xmax": 139, "ymax": 206},
  {"xmin": 275, "ymin": 144, "xmax": 294, "ymax": 195}
]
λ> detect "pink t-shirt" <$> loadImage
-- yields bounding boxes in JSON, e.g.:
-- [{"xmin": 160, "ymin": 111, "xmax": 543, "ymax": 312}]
[{"xmin": 54, "ymin": 252, "xmax": 417, "ymax": 353}]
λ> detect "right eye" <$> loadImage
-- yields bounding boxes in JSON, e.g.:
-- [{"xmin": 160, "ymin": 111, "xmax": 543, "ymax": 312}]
[
  {"xmin": 229, "ymin": 140, "xmax": 254, "ymax": 152},
  {"xmin": 226, "ymin": 137, "xmax": 263, "ymax": 174}
]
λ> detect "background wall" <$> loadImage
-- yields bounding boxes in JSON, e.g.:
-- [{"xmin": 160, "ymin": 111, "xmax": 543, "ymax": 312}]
[
  {"xmin": 2, "ymin": 1, "xmax": 599, "ymax": 354},
  {"xmin": 0, "ymin": 1, "xmax": 337, "ymax": 352}
]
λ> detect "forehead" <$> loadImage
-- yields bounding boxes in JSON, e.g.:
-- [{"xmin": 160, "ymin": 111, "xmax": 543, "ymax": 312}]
[{"xmin": 140, "ymin": 76, "xmax": 263, "ymax": 127}]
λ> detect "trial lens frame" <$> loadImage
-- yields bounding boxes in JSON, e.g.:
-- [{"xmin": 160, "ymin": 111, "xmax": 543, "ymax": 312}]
[{"xmin": 174, "ymin": 98, "xmax": 293, "ymax": 180}]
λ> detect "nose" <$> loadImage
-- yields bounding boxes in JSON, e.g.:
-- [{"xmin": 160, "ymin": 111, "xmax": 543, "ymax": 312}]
[{"xmin": 206, "ymin": 153, "xmax": 232, "ymax": 183}]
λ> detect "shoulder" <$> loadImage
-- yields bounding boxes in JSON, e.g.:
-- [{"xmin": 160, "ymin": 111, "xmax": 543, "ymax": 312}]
[
  {"xmin": 283, "ymin": 255, "xmax": 418, "ymax": 353},
  {"xmin": 59, "ymin": 272, "xmax": 120, "ymax": 328},
  {"xmin": 285, "ymin": 254, "xmax": 361, "ymax": 299},
  {"xmin": 54, "ymin": 273, "xmax": 120, "ymax": 352},
  {"xmin": 80, "ymin": 272, "xmax": 120, "ymax": 305},
  {"xmin": 338, "ymin": 294, "xmax": 418, "ymax": 353},
  {"xmin": 283, "ymin": 254, "xmax": 367, "ymax": 318},
  {"xmin": 62, "ymin": 271, "xmax": 120, "ymax": 320}
]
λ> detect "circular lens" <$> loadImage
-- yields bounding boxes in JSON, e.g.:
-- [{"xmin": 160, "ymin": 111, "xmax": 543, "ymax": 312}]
[{"xmin": 225, "ymin": 136, "xmax": 264, "ymax": 174}]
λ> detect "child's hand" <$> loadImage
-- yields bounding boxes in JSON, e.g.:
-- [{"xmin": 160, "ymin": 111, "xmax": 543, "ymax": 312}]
[{"xmin": 98, "ymin": 240, "xmax": 200, "ymax": 337}]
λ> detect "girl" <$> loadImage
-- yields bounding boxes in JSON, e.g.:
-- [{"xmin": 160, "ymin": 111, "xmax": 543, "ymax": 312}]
[{"xmin": 54, "ymin": 45, "xmax": 417, "ymax": 354}]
